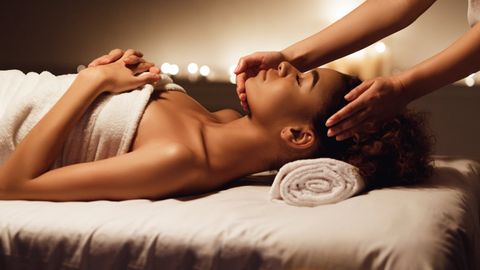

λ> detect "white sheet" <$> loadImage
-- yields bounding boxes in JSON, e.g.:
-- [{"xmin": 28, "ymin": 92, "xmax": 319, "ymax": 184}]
[{"xmin": 0, "ymin": 156, "xmax": 479, "ymax": 270}]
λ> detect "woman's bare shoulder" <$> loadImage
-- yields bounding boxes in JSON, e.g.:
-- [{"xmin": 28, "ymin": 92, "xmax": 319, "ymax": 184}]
[
  {"xmin": 139, "ymin": 142, "xmax": 199, "ymax": 166},
  {"xmin": 211, "ymin": 109, "xmax": 242, "ymax": 123}
]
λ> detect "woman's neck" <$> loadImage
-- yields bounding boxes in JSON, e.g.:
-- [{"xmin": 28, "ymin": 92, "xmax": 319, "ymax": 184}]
[{"xmin": 202, "ymin": 116, "xmax": 280, "ymax": 181}]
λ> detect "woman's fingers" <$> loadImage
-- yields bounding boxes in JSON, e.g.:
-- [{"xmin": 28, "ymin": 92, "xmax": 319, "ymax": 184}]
[
  {"xmin": 88, "ymin": 48, "xmax": 145, "ymax": 68},
  {"xmin": 105, "ymin": 48, "xmax": 125, "ymax": 63},
  {"xmin": 88, "ymin": 49, "xmax": 124, "ymax": 67},
  {"xmin": 149, "ymin": 66, "xmax": 160, "ymax": 74},
  {"xmin": 123, "ymin": 54, "xmax": 146, "ymax": 65},
  {"xmin": 124, "ymin": 49, "xmax": 143, "ymax": 58},
  {"xmin": 132, "ymin": 62, "xmax": 155, "ymax": 75},
  {"xmin": 137, "ymin": 70, "xmax": 160, "ymax": 84}
]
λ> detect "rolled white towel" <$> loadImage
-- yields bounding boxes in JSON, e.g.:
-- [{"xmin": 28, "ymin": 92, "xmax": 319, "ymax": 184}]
[{"xmin": 269, "ymin": 158, "xmax": 366, "ymax": 207}]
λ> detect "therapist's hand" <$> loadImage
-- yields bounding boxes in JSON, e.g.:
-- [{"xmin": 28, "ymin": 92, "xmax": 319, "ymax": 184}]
[
  {"xmin": 325, "ymin": 76, "xmax": 410, "ymax": 141},
  {"xmin": 234, "ymin": 51, "xmax": 287, "ymax": 112}
]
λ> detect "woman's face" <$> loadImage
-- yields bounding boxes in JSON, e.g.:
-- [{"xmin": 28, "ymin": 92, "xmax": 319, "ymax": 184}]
[{"xmin": 245, "ymin": 62, "xmax": 346, "ymax": 127}]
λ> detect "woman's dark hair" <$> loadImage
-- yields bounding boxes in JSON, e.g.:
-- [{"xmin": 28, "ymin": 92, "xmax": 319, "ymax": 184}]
[{"xmin": 311, "ymin": 75, "xmax": 434, "ymax": 189}]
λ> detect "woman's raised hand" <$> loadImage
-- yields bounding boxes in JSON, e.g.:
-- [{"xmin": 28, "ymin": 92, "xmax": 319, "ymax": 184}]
[
  {"xmin": 84, "ymin": 49, "xmax": 160, "ymax": 94},
  {"xmin": 325, "ymin": 76, "xmax": 410, "ymax": 141},
  {"xmin": 234, "ymin": 51, "xmax": 287, "ymax": 112}
]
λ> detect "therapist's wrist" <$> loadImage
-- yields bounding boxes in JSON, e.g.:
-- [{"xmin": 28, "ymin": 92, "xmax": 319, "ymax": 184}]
[
  {"xmin": 281, "ymin": 48, "xmax": 308, "ymax": 72},
  {"xmin": 393, "ymin": 70, "xmax": 421, "ymax": 104}
]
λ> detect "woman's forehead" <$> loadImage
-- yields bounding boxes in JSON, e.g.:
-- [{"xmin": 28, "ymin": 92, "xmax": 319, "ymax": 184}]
[{"xmin": 311, "ymin": 68, "xmax": 345, "ymax": 93}]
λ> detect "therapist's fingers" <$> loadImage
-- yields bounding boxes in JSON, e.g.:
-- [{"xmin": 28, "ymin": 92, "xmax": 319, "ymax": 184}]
[
  {"xmin": 236, "ymin": 72, "xmax": 247, "ymax": 96},
  {"xmin": 333, "ymin": 126, "xmax": 359, "ymax": 141},
  {"xmin": 326, "ymin": 98, "xmax": 367, "ymax": 128},
  {"xmin": 327, "ymin": 108, "xmax": 370, "ymax": 138},
  {"xmin": 236, "ymin": 73, "xmax": 251, "ymax": 112},
  {"xmin": 334, "ymin": 120, "xmax": 377, "ymax": 141},
  {"xmin": 234, "ymin": 55, "xmax": 263, "ymax": 74},
  {"xmin": 344, "ymin": 80, "xmax": 373, "ymax": 101}
]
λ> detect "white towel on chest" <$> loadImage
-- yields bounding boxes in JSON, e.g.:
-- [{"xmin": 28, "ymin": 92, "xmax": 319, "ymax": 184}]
[
  {"xmin": 269, "ymin": 158, "xmax": 366, "ymax": 207},
  {"xmin": 0, "ymin": 70, "xmax": 185, "ymax": 168}
]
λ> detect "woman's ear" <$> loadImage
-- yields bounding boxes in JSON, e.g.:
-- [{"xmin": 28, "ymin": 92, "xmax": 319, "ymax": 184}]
[{"xmin": 280, "ymin": 125, "xmax": 315, "ymax": 150}]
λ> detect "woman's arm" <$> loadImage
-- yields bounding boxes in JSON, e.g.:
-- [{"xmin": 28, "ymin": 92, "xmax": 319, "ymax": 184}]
[
  {"xmin": 0, "ymin": 143, "xmax": 200, "ymax": 201},
  {"xmin": 282, "ymin": 0, "xmax": 436, "ymax": 71},
  {"xmin": 0, "ymin": 49, "xmax": 159, "ymax": 190}
]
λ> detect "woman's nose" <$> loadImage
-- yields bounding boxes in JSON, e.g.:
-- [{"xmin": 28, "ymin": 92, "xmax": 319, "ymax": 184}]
[{"xmin": 277, "ymin": 61, "xmax": 292, "ymax": 77}]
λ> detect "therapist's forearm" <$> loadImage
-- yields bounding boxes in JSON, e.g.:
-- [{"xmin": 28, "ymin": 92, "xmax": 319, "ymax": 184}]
[
  {"xmin": 282, "ymin": 0, "xmax": 435, "ymax": 71},
  {"xmin": 396, "ymin": 23, "xmax": 480, "ymax": 102}
]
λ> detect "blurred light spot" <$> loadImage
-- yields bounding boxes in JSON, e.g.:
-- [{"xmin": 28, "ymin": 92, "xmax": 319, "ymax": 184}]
[
  {"xmin": 161, "ymin": 63, "xmax": 171, "ymax": 74},
  {"xmin": 465, "ymin": 73, "xmax": 476, "ymax": 87},
  {"xmin": 76, "ymin": 65, "xmax": 86, "ymax": 72},
  {"xmin": 199, "ymin": 65, "xmax": 210, "ymax": 77},
  {"xmin": 229, "ymin": 65, "xmax": 236, "ymax": 75},
  {"xmin": 170, "ymin": 64, "xmax": 179, "ymax": 75},
  {"xmin": 187, "ymin": 63, "xmax": 198, "ymax": 74},
  {"xmin": 229, "ymin": 74, "xmax": 236, "ymax": 84},
  {"xmin": 347, "ymin": 49, "xmax": 365, "ymax": 59},
  {"xmin": 325, "ymin": 0, "xmax": 363, "ymax": 23},
  {"xmin": 374, "ymin": 42, "xmax": 386, "ymax": 53}
]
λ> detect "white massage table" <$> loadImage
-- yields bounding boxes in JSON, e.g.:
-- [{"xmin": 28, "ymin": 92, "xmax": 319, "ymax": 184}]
[{"xmin": 0, "ymin": 156, "xmax": 479, "ymax": 270}]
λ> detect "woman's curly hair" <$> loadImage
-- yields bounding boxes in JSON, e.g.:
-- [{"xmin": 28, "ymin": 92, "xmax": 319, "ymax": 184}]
[{"xmin": 311, "ymin": 75, "xmax": 434, "ymax": 189}]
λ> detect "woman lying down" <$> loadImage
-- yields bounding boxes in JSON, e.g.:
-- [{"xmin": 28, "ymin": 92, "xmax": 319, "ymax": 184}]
[{"xmin": 0, "ymin": 49, "xmax": 432, "ymax": 201}]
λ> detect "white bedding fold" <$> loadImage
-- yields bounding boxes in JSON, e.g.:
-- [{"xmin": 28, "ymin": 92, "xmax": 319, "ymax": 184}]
[{"xmin": 269, "ymin": 158, "xmax": 365, "ymax": 207}]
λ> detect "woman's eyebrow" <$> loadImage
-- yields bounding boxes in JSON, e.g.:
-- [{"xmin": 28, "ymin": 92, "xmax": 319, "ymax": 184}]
[{"xmin": 311, "ymin": 69, "xmax": 319, "ymax": 89}]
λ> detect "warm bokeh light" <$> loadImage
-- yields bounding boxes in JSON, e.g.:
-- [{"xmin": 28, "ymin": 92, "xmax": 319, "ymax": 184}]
[
  {"xmin": 76, "ymin": 65, "xmax": 86, "ymax": 72},
  {"xmin": 229, "ymin": 74, "xmax": 236, "ymax": 84},
  {"xmin": 374, "ymin": 42, "xmax": 386, "ymax": 53},
  {"xmin": 465, "ymin": 73, "xmax": 476, "ymax": 87},
  {"xmin": 346, "ymin": 49, "xmax": 366, "ymax": 60},
  {"xmin": 161, "ymin": 63, "xmax": 171, "ymax": 74},
  {"xmin": 187, "ymin": 63, "xmax": 198, "ymax": 74},
  {"xmin": 170, "ymin": 64, "xmax": 179, "ymax": 75},
  {"xmin": 229, "ymin": 65, "xmax": 236, "ymax": 75},
  {"xmin": 199, "ymin": 65, "xmax": 210, "ymax": 77}
]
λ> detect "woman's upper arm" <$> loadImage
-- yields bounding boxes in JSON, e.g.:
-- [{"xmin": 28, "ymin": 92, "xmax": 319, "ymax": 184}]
[{"xmin": 1, "ymin": 145, "xmax": 197, "ymax": 201}]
